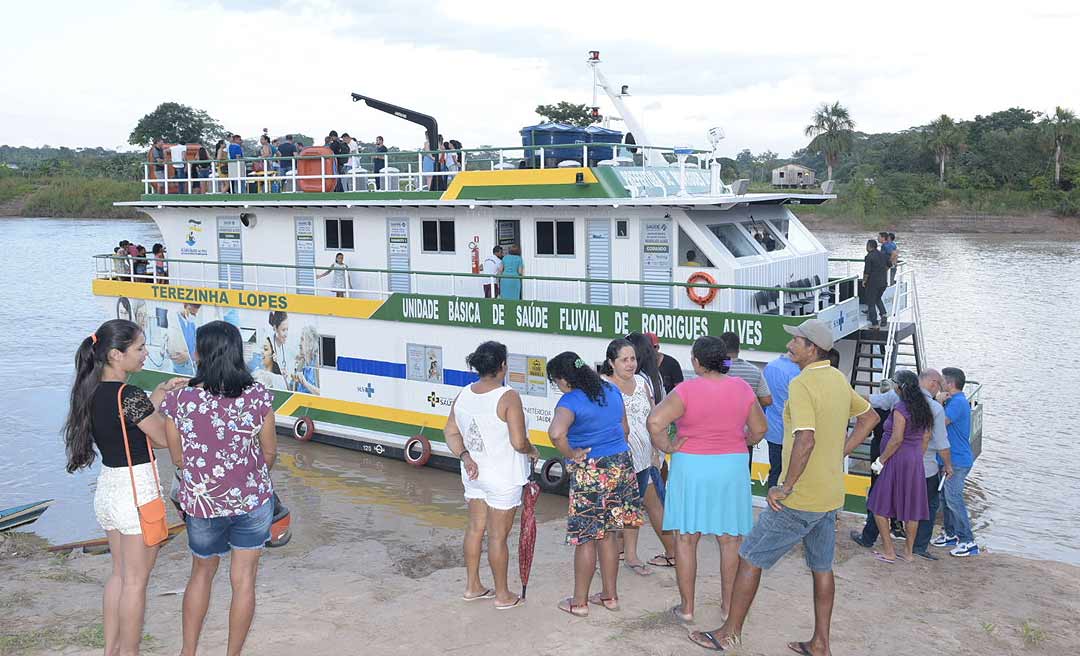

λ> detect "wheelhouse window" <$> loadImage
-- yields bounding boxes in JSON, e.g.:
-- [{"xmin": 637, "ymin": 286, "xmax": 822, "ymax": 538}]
[
  {"xmin": 742, "ymin": 221, "xmax": 786, "ymax": 253},
  {"xmin": 536, "ymin": 219, "xmax": 575, "ymax": 256},
  {"xmin": 708, "ymin": 223, "xmax": 760, "ymax": 258},
  {"xmin": 422, "ymin": 220, "xmax": 456, "ymax": 253},
  {"xmin": 678, "ymin": 228, "xmax": 713, "ymax": 267},
  {"xmin": 325, "ymin": 218, "xmax": 354, "ymax": 250}
]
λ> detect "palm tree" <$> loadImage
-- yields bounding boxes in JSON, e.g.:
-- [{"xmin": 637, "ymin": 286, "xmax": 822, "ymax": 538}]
[
  {"xmin": 804, "ymin": 102, "xmax": 855, "ymax": 181},
  {"xmin": 1043, "ymin": 106, "xmax": 1078, "ymax": 189},
  {"xmin": 927, "ymin": 114, "xmax": 962, "ymax": 186}
]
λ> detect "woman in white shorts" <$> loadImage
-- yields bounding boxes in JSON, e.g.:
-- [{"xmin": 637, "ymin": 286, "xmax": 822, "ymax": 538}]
[
  {"xmin": 62, "ymin": 319, "xmax": 187, "ymax": 656},
  {"xmin": 444, "ymin": 341, "xmax": 539, "ymax": 610}
]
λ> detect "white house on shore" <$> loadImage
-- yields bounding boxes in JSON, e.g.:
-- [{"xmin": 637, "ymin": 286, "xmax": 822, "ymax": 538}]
[{"xmin": 772, "ymin": 163, "xmax": 815, "ymax": 188}]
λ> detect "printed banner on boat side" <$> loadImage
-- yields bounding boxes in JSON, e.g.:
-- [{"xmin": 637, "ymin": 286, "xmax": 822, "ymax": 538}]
[{"xmin": 370, "ymin": 293, "xmax": 807, "ymax": 350}]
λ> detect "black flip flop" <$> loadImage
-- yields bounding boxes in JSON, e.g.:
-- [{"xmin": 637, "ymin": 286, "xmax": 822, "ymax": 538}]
[{"xmin": 787, "ymin": 641, "xmax": 814, "ymax": 655}]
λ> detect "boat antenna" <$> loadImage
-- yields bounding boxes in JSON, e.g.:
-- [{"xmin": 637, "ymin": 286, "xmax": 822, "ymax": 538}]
[
  {"xmin": 350, "ymin": 93, "xmax": 440, "ymax": 151},
  {"xmin": 586, "ymin": 51, "xmax": 663, "ymax": 167}
]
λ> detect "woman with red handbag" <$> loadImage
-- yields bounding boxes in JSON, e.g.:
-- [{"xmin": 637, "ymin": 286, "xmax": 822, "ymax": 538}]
[
  {"xmin": 160, "ymin": 321, "xmax": 278, "ymax": 656},
  {"xmin": 63, "ymin": 319, "xmax": 188, "ymax": 656}
]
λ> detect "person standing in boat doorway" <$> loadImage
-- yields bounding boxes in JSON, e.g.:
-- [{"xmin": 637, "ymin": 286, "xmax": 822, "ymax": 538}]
[
  {"xmin": 373, "ymin": 136, "xmax": 388, "ymax": 189},
  {"xmin": 316, "ymin": 252, "xmax": 350, "ymax": 297},
  {"xmin": 483, "ymin": 246, "xmax": 504, "ymax": 298},
  {"xmin": 499, "ymin": 244, "xmax": 524, "ymax": 300},
  {"xmin": 862, "ymin": 239, "xmax": 889, "ymax": 328}
]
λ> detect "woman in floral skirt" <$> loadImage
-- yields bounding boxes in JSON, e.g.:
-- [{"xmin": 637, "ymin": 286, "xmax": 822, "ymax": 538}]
[{"xmin": 547, "ymin": 351, "xmax": 643, "ymax": 617}]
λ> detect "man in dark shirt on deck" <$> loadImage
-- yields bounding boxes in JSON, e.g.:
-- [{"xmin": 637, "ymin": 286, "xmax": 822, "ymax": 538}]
[
  {"xmin": 373, "ymin": 136, "xmax": 388, "ymax": 190},
  {"xmin": 862, "ymin": 239, "xmax": 889, "ymax": 328},
  {"xmin": 277, "ymin": 135, "xmax": 297, "ymax": 172}
]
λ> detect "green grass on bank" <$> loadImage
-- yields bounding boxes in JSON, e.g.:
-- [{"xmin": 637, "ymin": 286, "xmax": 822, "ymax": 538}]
[{"xmin": 2, "ymin": 176, "xmax": 142, "ymax": 218}]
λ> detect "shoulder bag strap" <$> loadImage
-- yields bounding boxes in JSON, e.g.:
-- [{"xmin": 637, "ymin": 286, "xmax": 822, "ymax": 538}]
[{"xmin": 117, "ymin": 384, "xmax": 162, "ymax": 508}]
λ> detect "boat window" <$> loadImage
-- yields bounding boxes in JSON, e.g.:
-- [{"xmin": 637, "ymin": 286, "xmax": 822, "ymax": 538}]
[
  {"xmin": 707, "ymin": 223, "xmax": 760, "ymax": 258},
  {"xmin": 325, "ymin": 218, "xmax": 355, "ymax": 250},
  {"xmin": 320, "ymin": 335, "xmax": 336, "ymax": 368},
  {"xmin": 536, "ymin": 219, "xmax": 575, "ymax": 256},
  {"xmin": 422, "ymin": 220, "xmax": 456, "ymax": 253},
  {"xmin": 771, "ymin": 218, "xmax": 817, "ymax": 254},
  {"xmin": 678, "ymin": 228, "xmax": 713, "ymax": 267},
  {"xmin": 741, "ymin": 220, "xmax": 785, "ymax": 253}
]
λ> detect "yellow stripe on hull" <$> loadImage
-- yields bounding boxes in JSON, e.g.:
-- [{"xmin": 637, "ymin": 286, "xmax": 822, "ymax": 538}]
[
  {"xmin": 92, "ymin": 279, "xmax": 382, "ymax": 319},
  {"xmin": 749, "ymin": 461, "xmax": 871, "ymax": 497},
  {"xmin": 441, "ymin": 168, "xmax": 599, "ymax": 200}
]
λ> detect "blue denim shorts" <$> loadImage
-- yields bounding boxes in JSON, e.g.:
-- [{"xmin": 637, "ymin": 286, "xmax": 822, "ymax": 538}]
[
  {"xmin": 186, "ymin": 499, "xmax": 273, "ymax": 559},
  {"xmin": 739, "ymin": 505, "xmax": 838, "ymax": 572}
]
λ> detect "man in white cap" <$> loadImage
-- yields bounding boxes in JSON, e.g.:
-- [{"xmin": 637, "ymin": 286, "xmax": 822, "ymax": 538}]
[{"xmin": 689, "ymin": 318, "xmax": 879, "ymax": 655}]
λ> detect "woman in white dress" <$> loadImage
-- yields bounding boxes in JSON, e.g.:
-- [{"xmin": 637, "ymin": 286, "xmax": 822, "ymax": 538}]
[
  {"xmin": 599, "ymin": 338, "xmax": 675, "ymax": 575},
  {"xmin": 444, "ymin": 341, "xmax": 539, "ymax": 610},
  {"xmin": 316, "ymin": 252, "xmax": 349, "ymax": 298}
]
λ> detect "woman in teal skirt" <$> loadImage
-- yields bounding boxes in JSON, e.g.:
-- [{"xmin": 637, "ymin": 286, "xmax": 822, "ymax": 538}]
[
  {"xmin": 648, "ymin": 336, "xmax": 767, "ymax": 623},
  {"xmin": 498, "ymin": 244, "xmax": 523, "ymax": 300}
]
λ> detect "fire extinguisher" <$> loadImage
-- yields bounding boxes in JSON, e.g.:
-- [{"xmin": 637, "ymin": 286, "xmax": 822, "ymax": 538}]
[{"xmin": 470, "ymin": 236, "xmax": 481, "ymax": 274}]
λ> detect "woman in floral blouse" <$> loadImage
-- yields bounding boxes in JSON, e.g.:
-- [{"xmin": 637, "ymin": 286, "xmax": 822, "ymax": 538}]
[{"xmin": 161, "ymin": 320, "xmax": 277, "ymax": 656}]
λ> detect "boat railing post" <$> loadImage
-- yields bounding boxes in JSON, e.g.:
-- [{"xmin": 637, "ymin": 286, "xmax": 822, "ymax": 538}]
[
  {"xmin": 320, "ymin": 155, "xmax": 326, "ymax": 192},
  {"xmin": 778, "ymin": 290, "xmax": 785, "ymax": 314},
  {"xmin": 539, "ymin": 147, "xmax": 545, "ymax": 169},
  {"xmin": 253, "ymin": 264, "xmax": 260, "ymax": 291},
  {"xmin": 143, "ymin": 163, "xmax": 149, "ymax": 194},
  {"xmin": 461, "ymin": 149, "xmax": 467, "ymax": 171},
  {"xmin": 163, "ymin": 161, "xmax": 170, "ymax": 195},
  {"xmin": 498, "ymin": 148, "xmax": 504, "ymax": 168},
  {"xmin": 582, "ymin": 144, "xmax": 587, "ymax": 165}
]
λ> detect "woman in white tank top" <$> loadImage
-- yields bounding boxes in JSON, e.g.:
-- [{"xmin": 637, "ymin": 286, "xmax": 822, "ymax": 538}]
[
  {"xmin": 600, "ymin": 338, "xmax": 676, "ymax": 574},
  {"xmin": 444, "ymin": 341, "xmax": 539, "ymax": 610}
]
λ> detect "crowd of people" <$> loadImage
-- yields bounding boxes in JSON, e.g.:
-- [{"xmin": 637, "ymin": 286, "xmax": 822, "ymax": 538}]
[
  {"xmin": 111, "ymin": 239, "xmax": 168, "ymax": 284},
  {"xmin": 148, "ymin": 129, "xmax": 467, "ymax": 195},
  {"xmin": 63, "ymin": 311, "xmax": 977, "ymax": 654}
]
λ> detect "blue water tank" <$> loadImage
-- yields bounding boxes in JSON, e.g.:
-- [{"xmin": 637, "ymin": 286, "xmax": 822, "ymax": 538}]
[
  {"xmin": 520, "ymin": 122, "xmax": 589, "ymax": 167},
  {"xmin": 584, "ymin": 126, "xmax": 624, "ymax": 163}
]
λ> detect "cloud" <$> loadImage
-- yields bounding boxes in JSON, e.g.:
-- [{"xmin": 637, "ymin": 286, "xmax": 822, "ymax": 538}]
[{"xmin": 2, "ymin": 0, "xmax": 1078, "ymax": 159}]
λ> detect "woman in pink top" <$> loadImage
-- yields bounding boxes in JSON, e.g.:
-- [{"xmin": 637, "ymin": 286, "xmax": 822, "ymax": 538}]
[{"xmin": 648, "ymin": 335, "xmax": 767, "ymax": 623}]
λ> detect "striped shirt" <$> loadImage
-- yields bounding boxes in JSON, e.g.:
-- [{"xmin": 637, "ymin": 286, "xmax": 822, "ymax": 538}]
[{"xmin": 726, "ymin": 358, "xmax": 771, "ymax": 400}]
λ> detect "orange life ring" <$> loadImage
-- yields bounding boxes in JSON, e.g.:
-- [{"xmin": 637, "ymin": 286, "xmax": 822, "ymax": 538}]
[
  {"xmin": 403, "ymin": 435, "xmax": 432, "ymax": 467},
  {"xmin": 686, "ymin": 272, "xmax": 718, "ymax": 307}
]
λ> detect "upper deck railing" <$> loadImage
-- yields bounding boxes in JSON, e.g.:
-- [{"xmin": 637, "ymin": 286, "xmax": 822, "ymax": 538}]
[
  {"xmin": 140, "ymin": 143, "xmax": 714, "ymax": 197},
  {"xmin": 95, "ymin": 253, "xmax": 863, "ymax": 318}
]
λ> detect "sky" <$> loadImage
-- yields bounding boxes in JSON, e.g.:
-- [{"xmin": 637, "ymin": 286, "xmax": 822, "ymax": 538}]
[{"xmin": 2, "ymin": 0, "xmax": 1078, "ymax": 158}]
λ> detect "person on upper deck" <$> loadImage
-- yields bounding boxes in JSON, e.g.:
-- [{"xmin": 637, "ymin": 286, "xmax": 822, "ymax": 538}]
[
  {"xmin": 148, "ymin": 139, "xmax": 166, "ymax": 192},
  {"xmin": 863, "ymin": 239, "xmax": 889, "ymax": 328},
  {"xmin": 482, "ymin": 246, "xmax": 504, "ymax": 299},
  {"xmin": 373, "ymin": 136, "xmax": 388, "ymax": 190},
  {"xmin": 227, "ymin": 135, "xmax": 245, "ymax": 194},
  {"xmin": 327, "ymin": 131, "xmax": 347, "ymax": 192},
  {"xmin": 277, "ymin": 135, "xmax": 297, "ymax": 173},
  {"xmin": 498, "ymin": 244, "xmax": 523, "ymax": 301}
]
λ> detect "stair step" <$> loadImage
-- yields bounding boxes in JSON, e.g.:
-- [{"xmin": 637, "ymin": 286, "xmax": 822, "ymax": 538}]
[
  {"xmin": 859, "ymin": 339, "xmax": 888, "ymax": 345},
  {"xmin": 855, "ymin": 366, "xmax": 883, "ymax": 373}
]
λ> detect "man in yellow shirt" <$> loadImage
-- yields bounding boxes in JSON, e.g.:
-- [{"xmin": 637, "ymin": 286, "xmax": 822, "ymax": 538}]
[{"xmin": 690, "ymin": 319, "xmax": 878, "ymax": 654}]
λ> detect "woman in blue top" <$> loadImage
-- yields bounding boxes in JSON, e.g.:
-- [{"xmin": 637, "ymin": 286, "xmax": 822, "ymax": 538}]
[
  {"xmin": 498, "ymin": 244, "xmax": 523, "ymax": 300},
  {"xmin": 547, "ymin": 351, "xmax": 643, "ymax": 617}
]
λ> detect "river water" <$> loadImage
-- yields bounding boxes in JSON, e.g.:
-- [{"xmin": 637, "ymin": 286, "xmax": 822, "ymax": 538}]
[{"xmin": 1, "ymin": 216, "xmax": 1077, "ymax": 564}]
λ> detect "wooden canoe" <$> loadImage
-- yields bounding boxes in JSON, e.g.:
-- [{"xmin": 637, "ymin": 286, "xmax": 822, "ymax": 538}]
[
  {"xmin": 0, "ymin": 499, "xmax": 54, "ymax": 532},
  {"xmin": 47, "ymin": 522, "xmax": 187, "ymax": 554}
]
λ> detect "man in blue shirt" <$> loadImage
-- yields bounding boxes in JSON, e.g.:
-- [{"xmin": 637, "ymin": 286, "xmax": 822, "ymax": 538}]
[
  {"xmin": 931, "ymin": 367, "xmax": 978, "ymax": 557},
  {"xmin": 761, "ymin": 354, "xmax": 801, "ymax": 488},
  {"xmin": 227, "ymin": 134, "xmax": 245, "ymax": 193}
]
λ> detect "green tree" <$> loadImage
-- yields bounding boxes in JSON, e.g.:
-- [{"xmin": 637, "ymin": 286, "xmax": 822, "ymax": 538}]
[
  {"xmin": 926, "ymin": 114, "xmax": 963, "ymax": 186},
  {"xmin": 128, "ymin": 102, "xmax": 225, "ymax": 147},
  {"xmin": 1042, "ymin": 106, "xmax": 1078, "ymax": 189},
  {"xmin": 804, "ymin": 101, "xmax": 855, "ymax": 181},
  {"xmin": 534, "ymin": 101, "xmax": 598, "ymax": 127}
]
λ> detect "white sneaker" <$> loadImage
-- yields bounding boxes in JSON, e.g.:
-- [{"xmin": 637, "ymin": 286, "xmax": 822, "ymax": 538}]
[
  {"xmin": 950, "ymin": 542, "xmax": 980, "ymax": 557},
  {"xmin": 931, "ymin": 533, "xmax": 958, "ymax": 548}
]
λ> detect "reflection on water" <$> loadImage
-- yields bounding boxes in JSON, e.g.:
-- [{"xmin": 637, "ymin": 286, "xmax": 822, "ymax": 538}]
[{"xmin": 2, "ymin": 218, "xmax": 1078, "ymax": 565}]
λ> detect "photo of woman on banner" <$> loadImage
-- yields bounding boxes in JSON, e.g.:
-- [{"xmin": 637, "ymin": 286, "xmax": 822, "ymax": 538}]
[
  {"xmin": 268, "ymin": 311, "xmax": 293, "ymax": 382},
  {"xmin": 253, "ymin": 336, "xmax": 289, "ymax": 390},
  {"xmin": 292, "ymin": 326, "xmax": 321, "ymax": 395}
]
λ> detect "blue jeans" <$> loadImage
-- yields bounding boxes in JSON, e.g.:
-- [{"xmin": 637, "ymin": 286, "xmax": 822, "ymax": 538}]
[
  {"xmin": 914, "ymin": 473, "xmax": 940, "ymax": 552},
  {"xmin": 766, "ymin": 441, "xmax": 783, "ymax": 489},
  {"xmin": 941, "ymin": 466, "xmax": 974, "ymax": 543}
]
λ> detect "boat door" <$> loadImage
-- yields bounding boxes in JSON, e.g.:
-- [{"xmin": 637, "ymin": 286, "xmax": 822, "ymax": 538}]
[
  {"xmin": 640, "ymin": 217, "xmax": 673, "ymax": 308},
  {"xmin": 387, "ymin": 217, "xmax": 411, "ymax": 293},
  {"xmin": 495, "ymin": 219, "xmax": 520, "ymax": 248},
  {"xmin": 586, "ymin": 218, "xmax": 612, "ymax": 304},
  {"xmin": 217, "ymin": 216, "xmax": 244, "ymax": 290}
]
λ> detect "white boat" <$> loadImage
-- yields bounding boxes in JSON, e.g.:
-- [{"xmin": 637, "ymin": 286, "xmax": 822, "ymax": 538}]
[{"xmin": 94, "ymin": 52, "xmax": 983, "ymax": 513}]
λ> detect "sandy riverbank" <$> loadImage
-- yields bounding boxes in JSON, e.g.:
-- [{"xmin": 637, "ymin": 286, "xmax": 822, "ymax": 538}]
[{"xmin": 2, "ymin": 499, "xmax": 1077, "ymax": 656}]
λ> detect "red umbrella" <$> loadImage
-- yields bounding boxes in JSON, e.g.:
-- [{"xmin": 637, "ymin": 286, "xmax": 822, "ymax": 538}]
[{"xmin": 518, "ymin": 481, "xmax": 541, "ymax": 599}]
